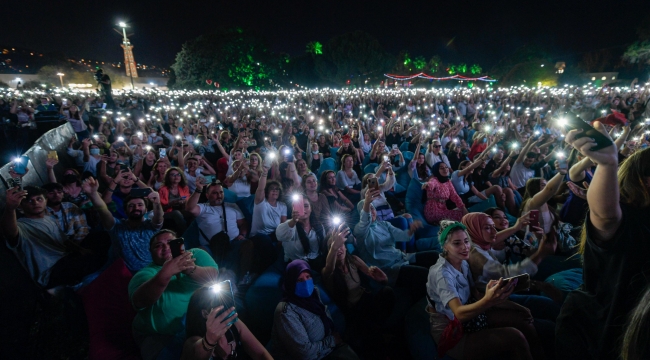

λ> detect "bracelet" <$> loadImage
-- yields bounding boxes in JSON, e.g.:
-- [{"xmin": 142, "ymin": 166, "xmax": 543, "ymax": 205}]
[{"xmin": 202, "ymin": 337, "xmax": 216, "ymax": 351}]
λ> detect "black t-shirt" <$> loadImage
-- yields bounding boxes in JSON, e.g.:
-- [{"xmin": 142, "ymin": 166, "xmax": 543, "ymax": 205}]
[
  {"xmin": 100, "ymin": 74, "xmax": 112, "ymax": 93},
  {"xmin": 556, "ymin": 204, "xmax": 650, "ymax": 359},
  {"xmin": 385, "ymin": 133, "xmax": 402, "ymax": 148}
]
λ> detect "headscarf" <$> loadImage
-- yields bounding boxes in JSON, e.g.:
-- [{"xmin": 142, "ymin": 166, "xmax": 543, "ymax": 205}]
[
  {"xmin": 461, "ymin": 212, "xmax": 493, "ymax": 251},
  {"xmin": 282, "ymin": 260, "xmax": 335, "ymax": 335},
  {"xmin": 431, "ymin": 162, "xmax": 450, "ymax": 183}
]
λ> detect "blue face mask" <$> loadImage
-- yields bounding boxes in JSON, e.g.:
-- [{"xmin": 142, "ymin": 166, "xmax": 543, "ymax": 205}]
[
  {"xmin": 295, "ymin": 278, "xmax": 314, "ymax": 298},
  {"xmin": 90, "ymin": 148, "xmax": 100, "ymax": 155}
]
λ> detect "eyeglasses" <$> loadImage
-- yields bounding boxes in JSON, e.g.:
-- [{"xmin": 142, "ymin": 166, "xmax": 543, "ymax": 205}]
[{"xmin": 432, "ymin": 145, "xmax": 441, "ymax": 148}]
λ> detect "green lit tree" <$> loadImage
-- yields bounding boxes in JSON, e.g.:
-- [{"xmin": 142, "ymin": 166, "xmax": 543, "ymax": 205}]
[
  {"xmin": 170, "ymin": 28, "xmax": 279, "ymax": 90},
  {"xmin": 413, "ymin": 56, "xmax": 427, "ymax": 71},
  {"xmin": 392, "ymin": 50, "xmax": 413, "ymax": 74},
  {"xmin": 306, "ymin": 41, "xmax": 323, "ymax": 55},
  {"xmin": 457, "ymin": 63, "xmax": 467, "ymax": 74},
  {"xmin": 470, "ymin": 64, "xmax": 482, "ymax": 75},
  {"xmin": 427, "ymin": 55, "xmax": 442, "ymax": 74}
]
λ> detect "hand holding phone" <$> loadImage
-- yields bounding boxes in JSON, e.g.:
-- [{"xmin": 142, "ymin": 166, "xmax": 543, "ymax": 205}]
[
  {"xmin": 528, "ymin": 210, "xmax": 539, "ymax": 229},
  {"xmin": 292, "ymin": 194, "xmax": 304, "ymax": 217},
  {"xmin": 169, "ymin": 238, "xmax": 185, "ymax": 258},
  {"xmin": 210, "ymin": 280, "xmax": 238, "ymax": 325},
  {"xmin": 502, "ymin": 273, "xmax": 531, "ymax": 292}
]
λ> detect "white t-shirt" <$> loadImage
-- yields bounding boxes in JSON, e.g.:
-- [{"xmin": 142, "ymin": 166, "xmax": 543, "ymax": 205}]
[
  {"xmin": 510, "ymin": 163, "xmax": 535, "ymax": 189},
  {"xmin": 184, "ymin": 168, "xmax": 202, "ymax": 192},
  {"xmin": 336, "ymin": 170, "xmax": 360, "ymax": 190},
  {"xmin": 196, "ymin": 203, "xmax": 245, "ymax": 245},
  {"xmin": 250, "ymin": 199, "xmax": 287, "ymax": 236},
  {"xmin": 228, "ymin": 178, "xmax": 251, "ymax": 198}
]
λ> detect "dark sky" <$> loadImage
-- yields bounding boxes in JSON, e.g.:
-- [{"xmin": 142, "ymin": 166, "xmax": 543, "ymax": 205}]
[{"xmin": 2, "ymin": 0, "xmax": 649, "ymax": 69}]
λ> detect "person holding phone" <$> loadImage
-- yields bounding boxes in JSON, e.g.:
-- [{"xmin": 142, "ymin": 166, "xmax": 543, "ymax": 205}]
[
  {"xmin": 426, "ymin": 220, "xmax": 535, "ymax": 359},
  {"xmin": 182, "ymin": 285, "xmax": 271, "ymax": 360},
  {"xmin": 520, "ymin": 167, "xmax": 567, "ymax": 237},
  {"xmin": 158, "ymin": 167, "xmax": 191, "ymax": 234},
  {"xmin": 129, "ymin": 229, "xmax": 219, "ymax": 360},
  {"xmin": 276, "ymin": 195, "xmax": 327, "ymax": 268},
  {"xmin": 271, "ymin": 260, "xmax": 358, "ymax": 360}
]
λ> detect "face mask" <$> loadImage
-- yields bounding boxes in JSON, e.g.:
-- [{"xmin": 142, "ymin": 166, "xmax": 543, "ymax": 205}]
[
  {"xmin": 63, "ymin": 174, "xmax": 78, "ymax": 184},
  {"xmin": 295, "ymin": 278, "xmax": 314, "ymax": 298},
  {"xmin": 312, "ymin": 150, "xmax": 319, "ymax": 154},
  {"xmin": 90, "ymin": 148, "xmax": 100, "ymax": 155}
]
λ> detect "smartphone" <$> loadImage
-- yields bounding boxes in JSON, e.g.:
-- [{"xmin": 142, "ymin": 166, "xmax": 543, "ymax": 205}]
[
  {"xmin": 503, "ymin": 273, "xmax": 531, "ymax": 292},
  {"xmin": 48, "ymin": 151, "xmax": 58, "ymax": 161},
  {"xmin": 169, "ymin": 238, "xmax": 185, "ymax": 258},
  {"xmin": 159, "ymin": 148, "xmax": 167, "ymax": 158},
  {"xmin": 529, "ymin": 210, "xmax": 540, "ymax": 229},
  {"xmin": 202, "ymin": 175, "xmax": 216, "ymax": 184},
  {"xmin": 367, "ymin": 177, "xmax": 380, "ymax": 191},
  {"xmin": 309, "ymin": 129, "xmax": 315, "ymax": 138},
  {"xmin": 284, "ymin": 149, "xmax": 294, "ymax": 162},
  {"xmin": 130, "ymin": 187, "xmax": 152, "ymax": 198},
  {"xmin": 13, "ymin": 155, "xmax": 29, "ymax": 175},
  {"xmin": 558, "ymin": 158, "xmax": 568, "ymax": 170},
  {"xmin": 8, "ymin": 177, "xmax": 22, "ymax": 190},
  {"xmin": 249, "ymin": 140, "xmax": 257, "ymax": 147},
  {"xmin": 264, "ymin": 153, "xmax": 275, "ymax": 168},
  {"xmin": 211, "ymin": 280, "xmax": 237, "ymax": 325},
  {"xmin": 292, "ymin": 194, "xmax": 305, "ymax": 217},
  {"xmin": 392, "ymin": 144, "xmax": 398, "ymax": 150},
  {"xmin": 119, "ymin": 163, "xmax": 130, "ymax": 172},
  {"xmin": 563, "ymin": 113, "xmax": 614, "ymax": 151}
]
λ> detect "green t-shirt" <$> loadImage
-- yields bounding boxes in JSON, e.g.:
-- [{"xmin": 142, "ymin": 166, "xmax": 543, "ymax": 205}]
[{"xmin": 128, "ymin": 248, "xmax": 218, "ymax": 336}]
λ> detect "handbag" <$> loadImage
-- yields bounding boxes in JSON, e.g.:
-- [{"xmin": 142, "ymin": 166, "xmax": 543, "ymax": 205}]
[{"xmin": 199, "ymin": 202, "xmax": 231, "ymax": 264}]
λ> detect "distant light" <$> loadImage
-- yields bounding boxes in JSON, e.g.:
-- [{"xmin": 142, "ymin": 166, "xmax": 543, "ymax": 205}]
[{"xmin": 119, "ymin": 22, "xmax": 127, "ymax": 28}]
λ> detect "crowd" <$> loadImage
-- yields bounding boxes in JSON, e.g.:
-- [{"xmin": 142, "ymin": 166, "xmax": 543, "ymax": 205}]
[{"xmin": 2, "ymin": 80, "xmax": 650, "ymax": 360}]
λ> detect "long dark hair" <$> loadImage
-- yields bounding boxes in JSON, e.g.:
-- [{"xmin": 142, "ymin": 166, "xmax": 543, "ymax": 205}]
[
  {"xmin": 163, "ymin": 167, "xmax": 187, "ymax": 188},
  {"xmin": 319, "ymin": 170, "xmax": 336, "ymax": 192},
  {"xmin": 279, "ymin": 162, "xmax": 294, "ymax": 190},
  {"xmin": 185, "ymin": 286, "xmax": 223, "ymax": 339},
  {"xmin": 296, "ymin": 206, "xmax": 325, "ymax": 256},
  {"xmin": 416, "ymin": 153, "xmax": 428, "ymax": 180}
]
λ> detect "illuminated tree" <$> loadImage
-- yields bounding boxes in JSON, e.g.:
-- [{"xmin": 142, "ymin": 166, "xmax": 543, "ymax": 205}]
[
  {"xmin": 413, "ymin": 56, "xmax": 427, "ymax": 70},
  {"xmin": 171, "ymin": 28, "xmax": 279, "ymax": 89},
  {"xmin": 470, "ymin": 64, "xmax": 482, "ymax": 75},
  {"xmin": 427, "ymin": 55, "xmax": 442, "ymax": 74},
  {"xmin": 306, "ymin": 41, "xmax": 323, "ymax": 55}
]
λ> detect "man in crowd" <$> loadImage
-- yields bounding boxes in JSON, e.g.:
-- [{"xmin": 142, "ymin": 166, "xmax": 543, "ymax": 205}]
[
  {"xmin": 128, "ymin": 229, "xmax": 218, "ymax": 360},
  {"xmin": 83, "ymin": 176, "xmax": 164, "ymax": 273},
  {"xmin": 43, "ymin": 182, "xmax": 90, "ymax": 242},
  {"xmin": 1, "ymin": 185, "xmax": 109, "ymax": 288}
]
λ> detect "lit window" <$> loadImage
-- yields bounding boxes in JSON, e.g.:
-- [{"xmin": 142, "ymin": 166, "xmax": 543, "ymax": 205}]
[
  {"xmin": 591, "ymin": 77, "xmax": 596, "ymax": 81},
  {"xmin": 601, "ymin": 76, "xmax": 606, "ymax": 80}
]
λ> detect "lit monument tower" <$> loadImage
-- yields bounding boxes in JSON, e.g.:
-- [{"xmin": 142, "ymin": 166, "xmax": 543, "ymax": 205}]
[{"xmin": 118, "ymin": 21, "xmax": 137, "ymax": 89}]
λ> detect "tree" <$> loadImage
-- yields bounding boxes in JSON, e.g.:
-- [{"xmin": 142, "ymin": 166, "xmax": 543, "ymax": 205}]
[
  {"xmin": 314, "ymin": 31, "xmax": 393, "ymax": 85},
  {"xmin": 427, "ymin": 56, "xmax": 442, "ymax": 74},
  {"xmin": 171, "ymin": 27, "xmax": 279, "ymax": 90},
  {"xmin": 306, "ymin": 41, "xmax": 323, "ymax": 55},
  {"xmin": 623, "ymin": 40, "xmax": 650, "ymax": 66},
  {"xmin": 392, "ymin": 50, "xmax": 413, "ymax": 74},
  {"xmin": 413, "ymin": 56, "xmax": 427, "ymax": 71},
  {"xmin": 470, "ymin": 64, "xmax": 482, "ymax": 75}
]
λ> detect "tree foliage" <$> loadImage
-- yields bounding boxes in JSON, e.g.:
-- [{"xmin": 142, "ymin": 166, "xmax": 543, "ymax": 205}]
[
  {"xmin": 314, "ymin": 31, "xmax": 393, "ymax": 85},
  {"xmin": 171, "ymin": 28, "xmax": 279, "ymax": 90},
  {"xmin": 413, "ymin": 56, "xmax": 427, "ymax": 70},
  {"xmin": 427, "ymin": 56, "xmax": 442, "ymax": 74},
  {"xmin": 306, "ymin": 41, "xmax": 323, "ymax": 55},
  {"xmin": 623, "ymin": 40, "xmax": 650, "ymax": 65}
]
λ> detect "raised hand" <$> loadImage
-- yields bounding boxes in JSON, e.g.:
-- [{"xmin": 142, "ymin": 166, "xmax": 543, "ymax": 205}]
[{"xmin": 81, "ymin": 177, "xmax": 100, "ymax": 194}]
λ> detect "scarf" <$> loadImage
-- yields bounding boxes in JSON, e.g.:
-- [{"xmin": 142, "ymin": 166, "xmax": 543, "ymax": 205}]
[
  {"xmin": 431, "ymin": 162, "xmax": 450, "ymax": 183},
  {"xmin": 282, "ymin": 260, "xmax": 335, "ymax": 335},
  {"xmin": 461, "ymin": 213, "xmax": 492, "ymax": 251}
]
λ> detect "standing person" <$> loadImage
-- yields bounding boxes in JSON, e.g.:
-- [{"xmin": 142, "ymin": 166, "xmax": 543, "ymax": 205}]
[
  {"xmin": 95, "ymin": 68, "xmax": 115, "ymax": 109},
  {"xmin": 270, "ymin": 260, "xmax": 359, "ymax": 360},
  {"xmin": 556, "ymin": 126, "xmax": 650, "ymax": 360},
  {"xmin": 426, "ymin": 220, "xmax": 534, "ymax": 359}
]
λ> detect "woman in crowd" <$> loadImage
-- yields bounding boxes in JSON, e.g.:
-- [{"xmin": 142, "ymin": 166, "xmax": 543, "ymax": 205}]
[
  {"xmin": 46, "ymin": 158, "xmax": 90, "ymax": 207},
  {"xmin": 279, "ymin": 161, "xmax": 302, "ymax": 196},
  {"xmin": 451, "ymin": 156, "xmax": 505, "ymax": 209},
  {"xmin": 319, "ymin": 170, "xmax": 355, "ymax": 216},
  {"xmin": 556, "ymin": 126, "xmax": 650, "ymax": 359},
  {"xmin": 360, "ymin": 161, "xmax": 398, "ymax": 220},
  {"xmin": 181, "ymin": 286, "xmax": 272, "ymax": 360},
  {"xmin": 134, "ymin": 148, "xmax": 158, "ymax": 184},
  {"xmin": 271, "ymin": 260, "xmax": 358, "ymax": 360},
  {"xmin": 158, "ymin": 167, "xmax": 191, "ymax": 235},
  {"xmin": 302, "ymin": 173, "xmax": 332, "ymax": 225},
  {"xmin": 426, "ymin": 220, "xmax": 537, "ymax": 359},
  {"xmin": 448, "ymin": 140, "xmax": 469, "ymax": 171},
  {"xmin": 336, "ymin": 154, "xmax": 361, "ymax": 205},
  {"xmin": 276, "ymin": 195, "xmax": 327, "ymax": 269},
  {"xmin": 148, "ymin": 159, "xmax": 170, "ymax": 191},
  {"xmin": 423, "ymin": 162, "xmax": 468, "ymax": 224},
  {"xmin": 224, "ymin": 159, "xmax": 256, "ymax": 198},
  {"xmin": 488, "ymin": 150, "xmax": 521, "ymax": 215},
  {"xmin": 306, "ymin": 141, "xmax": 322, "ymax": 173},
  {"xmin": 408, "ymin": 140, "xmax": 431, "ymax": 181},
  {"xmin": 559, "ymin": 148, "xmax": 593, "ymax": 227},
  {"xmin": 322, "ymin": 226, "xmax": 395, "ymax": 358},
  {"xmin": 354, "ymin": 189, "xmax": 436, "ymax": 300},
  {"xmin": 520, "ymin": 167, "xmax": 567, "ymax": 237},
  {"xmin": 295, "ymin": 158, "xmax": 310, "ymax": 178}
]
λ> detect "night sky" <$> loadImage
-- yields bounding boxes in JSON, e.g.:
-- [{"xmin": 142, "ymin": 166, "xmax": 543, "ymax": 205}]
[{"xmin": 2, "ymin": 0, "xmax": 649, "ymax": 69}]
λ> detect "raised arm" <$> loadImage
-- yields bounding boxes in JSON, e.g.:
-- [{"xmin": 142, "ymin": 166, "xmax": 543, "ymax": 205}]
[
  {"xmin": 82, "ymin": 177, "xmax": 116, "ymax": 230},
  {"xmin": 565, "ymin": 122, "xmax": 621, "ymax": 242},
  {"xmin": 525, "ymin": 168, "xmax": 566, "ymax": 210},
  {"xmin": 255, "ymin": 167, "xmax": 269, "ymax": 205}
]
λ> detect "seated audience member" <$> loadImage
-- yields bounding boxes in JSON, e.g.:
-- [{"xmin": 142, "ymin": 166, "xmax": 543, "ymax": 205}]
[
  {"xmin": 488, "ymin": 150, "xmax": 521, "ymax": 215},
  {"xmin": 181, "ymin": 286, "xmax": 272, "ymax": 360},
  {"xmin": 129, "ymin": 230, "xmax": 219, "ymax": 360},
  {"xmin": 43, "ymin": 182, "xmax": 90, "ymax": 242},
  {"xmin": 510, "ymin": 138, "xmax": 545, "ymax": 195},
  {"xmin": 556, "ymin": 128, "xmax": 650, "ymax": 359},
  {"xmin": 426, "ymin": 220, "xmax": 537, "ymax": 359},
  {"xmin": 158, "ymin": 167, "xmax": 191, "ymax": 235},
  {"xmin": 84, "ymin": 177, "xmax": 164, "ymax": 272},
  {"xmin": 248, "ymin": 166, "xmax": 284, "ymax": 273},
  {"xmin": 559, "ymin": 149, "xmax": 593, "ymax": 227},
  {"xmin": 319, "ymin": 170, "xmax": 355, "ymax": 215},
  {"xmin": 186, "ymin": 179, "xmax": 255, "ymax": 284},
  {"xmin": 279, "ymin": 161, "xmax": 302, "ymax": 196},
  {"xmin": 360, "ymin": 161, "xmax": 398, "ymax": 220},
  {"xmin": 354, "ymin": 189, "xmax": 435, "ymax": 299},
  {"xmin": 46, "ymin": 158, "xmax": 90, "ymax": 207},
  {"xmin": 184, "ymin": 156, "xmax": 216, "ymax": 193},
  {"xmin": 520, "ymin": 168, "xmax": 566, "ymax": 237},
  {"xmin": 336, "ymin": 154, "xmax": 361, "ymax": 204},
  {"xmin": 271, "ymin": 260, "xmax": 358, "ymax": 360},
  {"xmin": 103, "ymin": 168, "xmax": 148, "ymax": 219},
  {"xmin": 148, "ymin": 160, "xmax": 170, "ymax": 191},
  {"xmin": 409, "ymin": 141, "xmax": 431, "ymax": 181},
  {"xmin": 451, "ymin": 156, "xmax": 504, "ymax": 208},
  {"xmin": 425, "ymin": 139, "xmax": 451, "ymax": 169},
  {"xmin": 224, "ymin": 159, "xmax": 255, "ymax": 198},
  {"xmin": 322, "ymin": 227, "xmax": 395, "ymax": 358},
  {"xmin": 302, "ymin": 173, "xmax": 332, "ymax": 225},
  {"xmin": 424, "ymin": 162, "xmax": 468, "ymax": 224},
  {"xmin": 276, "ymin": 194, "xmax": 327, "ymax": 269},
  {"xmin": 2, "ymin": 185, "xmax": 109, "ymax": 288}
]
